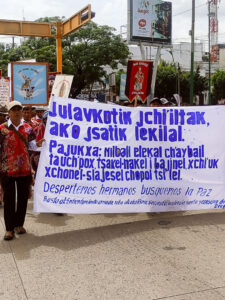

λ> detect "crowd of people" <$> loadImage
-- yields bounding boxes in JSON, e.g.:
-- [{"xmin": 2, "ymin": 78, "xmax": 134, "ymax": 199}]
[
  {"xmin": 119, "ymin": 95, "xmax": 180, "ymax": 107},
  {"xmin": 0, "ymin": 96, "xmax": 180, "ymax": 241}
]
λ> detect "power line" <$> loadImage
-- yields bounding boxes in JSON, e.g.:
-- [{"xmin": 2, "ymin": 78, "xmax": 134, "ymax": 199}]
[{"xmin": 173, "ymin": 3, "xmax": 206, "ymax": 17}]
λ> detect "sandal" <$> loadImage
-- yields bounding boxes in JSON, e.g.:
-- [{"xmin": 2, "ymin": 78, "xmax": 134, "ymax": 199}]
[
  {"xmin": 4, "ymin": 231, "xmax": 14, "ymax": 241},
  {"xmin": 15, "ymin": 227, "xmax": 26, "ymax": 235}
]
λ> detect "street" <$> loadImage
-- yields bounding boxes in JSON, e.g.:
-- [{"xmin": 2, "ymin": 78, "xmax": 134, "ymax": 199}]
[{"xmin": 1, "ymin": 200, "xmax": 225, "ymax": 299}]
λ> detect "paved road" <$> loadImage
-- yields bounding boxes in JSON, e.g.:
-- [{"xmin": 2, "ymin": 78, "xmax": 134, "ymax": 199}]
[{"xmin": 0, "ymin": 200, "xmax": 225, "ymax": 300}]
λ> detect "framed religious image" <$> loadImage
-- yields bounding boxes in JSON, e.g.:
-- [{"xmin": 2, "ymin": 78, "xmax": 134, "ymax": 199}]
[
  {"xmin": 51, "ymin": 74, "xmax": 74, "ymax": 99},
  {"xmin": 11, "ymin": 62, "xmax": 48, "ymax": 105}
]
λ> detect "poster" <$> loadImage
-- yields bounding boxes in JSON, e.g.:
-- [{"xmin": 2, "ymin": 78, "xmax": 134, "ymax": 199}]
[
  {"xmin": 34, "ymin": 97, "xmax": 225, "ymax": 214},
  {"xmin": 11, "ymin": 62, "xmax": 48, "ymax": 105},
  {"xmin": 130, "ymin": 0, "xmax": 172, "ymax": 44},
  {"xmin": 125, "ymin": 60, "xmax": 153, "ymax": 103},
  {"xmin": 0, "ymin": 77, "xmax": 10, "ymax": 105},
  {"xmin": 51, "ymin": 74, "xmax": 74, "ymax": 98},
  {"xmin": 120, "ymin": 74, "xmax": 128, "ymax": 101}
]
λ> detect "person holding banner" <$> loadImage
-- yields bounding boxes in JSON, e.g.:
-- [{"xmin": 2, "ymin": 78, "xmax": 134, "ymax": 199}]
[
  {"xmin": 160, "ymin": 98, "xmax": 171, "ymax": 107},
  {"xmin": 0, "ymin": 101, "xmax": 44, "ymax": 240},
  {"xmin": 31, "ymin": 110, "xmax": 48, "ymax": 178},
  {"xmin": 149, "ymin": 97, "xmax": 171, "ymax": 107},
  {"xmin": 149, "ymin": 97, "xmax": 163, "ymax": 107}
]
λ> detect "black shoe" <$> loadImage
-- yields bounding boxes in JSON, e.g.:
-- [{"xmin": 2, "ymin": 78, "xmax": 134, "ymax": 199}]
[
  {"xmin": 4, "ymin": 231, "xmax": 14, "ymax": 241},
  {"xmin": 15, "ymin": 227, "xmax": 26, "ymax": 234}
]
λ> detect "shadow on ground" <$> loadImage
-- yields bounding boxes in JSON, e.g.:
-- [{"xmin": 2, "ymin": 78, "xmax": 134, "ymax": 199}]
[{"xmin": 0, "ymin": 211, "xmax": 225, "ymax": 260}]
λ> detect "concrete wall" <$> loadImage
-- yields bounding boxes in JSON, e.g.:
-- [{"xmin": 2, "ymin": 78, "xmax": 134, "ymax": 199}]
[{"xmin": 219, "ymin": 48, "xmax": 225, "ymax": 70}]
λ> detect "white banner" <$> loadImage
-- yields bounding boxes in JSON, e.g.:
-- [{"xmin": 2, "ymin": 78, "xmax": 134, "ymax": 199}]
[
  {"xmin": 0, "ymin": 78, "xmax": 10, "ymax": 105},
  {"xmin": 34, "ymin": 97, "xmax": 225, "ymax": 214}
]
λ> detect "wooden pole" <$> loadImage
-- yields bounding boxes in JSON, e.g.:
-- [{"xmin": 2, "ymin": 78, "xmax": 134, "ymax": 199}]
[
  {"xmin": 29, "ymin": 104, "xmax": 32, "ymax": 124},
  {"xmin": 134, "ymin": 96, "xmax": 138, "ymax": 107},
  {"xmin": 56, "ymin": 22, "xmax": 62, "ymax": 74}
]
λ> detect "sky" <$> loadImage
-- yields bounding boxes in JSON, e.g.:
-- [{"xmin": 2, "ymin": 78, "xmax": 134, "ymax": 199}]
[{"xmin": 0, "ymin": 0, "xmax": 225, "ymax": 48}]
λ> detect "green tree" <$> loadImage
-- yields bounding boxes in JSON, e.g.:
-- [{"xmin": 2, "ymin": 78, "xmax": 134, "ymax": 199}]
[
  {"xmin": 155, "ymin": 62, "xmax": 207, "ymax": 104},
  {"xmin": 63, "ymin": 22, "xmax": 129, "ymax": 97},
  {"xmin": 179, "ymin": 71, "xmax": 190, "ymax": 103},
  {"xmin": 0, "ymin": 44, "xmax": 9, "ymax": 75},
  {"xmin": 0, "ymin": 20, "xmax": 129, "ymax": 97},
  {"xmin": 155, "ymin": 61, "xmax": 177, "ymax": 98},
  {"xmin": 21, "ymin": 16, "xmax": 63, "ymax": 71},
  {"xmin": 194, "ymin": 66, "xmax": 207, "ymax": 96},
  {"xmin": 0, "ymin": 17, "xmax": 63, "ymax": 75},
  {"xmin": 211, "ymin": 69, "xmax": 225, "ymax": 101}
]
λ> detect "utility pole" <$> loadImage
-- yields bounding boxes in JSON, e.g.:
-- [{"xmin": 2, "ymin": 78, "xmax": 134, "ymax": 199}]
[
  {"xmin": 147, "ymin": 46, "xmax": 161, "ymax": 106},
  {"xmin": 178, "ymin": 63, "xmax": 181, "ymax": 97},
  {"xmin": 190, "ymin": 0, "xmax": 195, "ymax": 105},
  {"xmin": 12, "ymin": 36, "xmax": 15, "ymax": 49},
  {"xmin": 208, "ymin": 0, "xmax": 211, "ymax": 105},
  {"xmin": 168, "ymin": 49, "xmax": 178, "ymax": 93}
]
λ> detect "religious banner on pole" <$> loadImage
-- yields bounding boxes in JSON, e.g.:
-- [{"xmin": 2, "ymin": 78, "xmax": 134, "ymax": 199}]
[
  {"xmin": 51, "ymin": 74, "xmax": 74, "ymax": 98},
  {"xmin": 125, "ymin": 60, "xmax": 153, "ymax": 104},
  {"xmin": 11, "ymin": 62, "xmax": 48, "ymax": 105}
]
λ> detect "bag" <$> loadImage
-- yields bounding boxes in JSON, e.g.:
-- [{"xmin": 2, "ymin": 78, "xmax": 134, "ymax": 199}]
[{"xmin": 3, "ymin": 122, "xmax": 28, "ymax": 149}]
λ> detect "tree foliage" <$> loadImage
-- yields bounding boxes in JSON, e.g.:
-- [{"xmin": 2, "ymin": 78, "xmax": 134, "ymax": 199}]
[
  {"xmin": 193, "ymin": 66, "xmax": 208, "ymax": 96},
  {"xmin": 155, "ymin": 61, "xmax": 207, "ymax": 103},
  {"xmin": 0, "ymin": 19, "xmax": 130, "ymax": 98},
  {"xmin": 211, "ymin": 69, "xmax": 225, "ymax": 100},
  {"xmin": 63, "ymin": 22, "xmax": 129, "ymax": 97},
  {"xmin": 155, "ymin": 61, "xmax": 177, "ymax": 98}
]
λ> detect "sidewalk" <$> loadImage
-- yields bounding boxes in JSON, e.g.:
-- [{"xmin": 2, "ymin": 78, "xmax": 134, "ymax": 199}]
[{"xmin": 1, "ymin": 200, "xmax": 225, "ymax": 300}]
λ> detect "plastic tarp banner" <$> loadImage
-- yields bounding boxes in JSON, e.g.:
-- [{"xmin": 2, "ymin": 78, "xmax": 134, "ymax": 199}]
[{"xmin": 34, "ymin": 97, "xmax": 225, "ymax": 214}]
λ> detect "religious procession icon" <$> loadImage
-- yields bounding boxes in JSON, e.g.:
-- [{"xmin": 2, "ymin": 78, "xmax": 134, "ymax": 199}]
[
  {"xmin": 10, "ymin": 62, "xmax": 48, "ymax": 105},
  {"xmin": 20, "ymin": 74, "xmax": 35, "ymax": 99}
]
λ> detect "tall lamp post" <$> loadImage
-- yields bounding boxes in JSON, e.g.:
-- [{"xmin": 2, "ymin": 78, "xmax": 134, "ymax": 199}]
[
  {"xmin": 208, "ymin": 0, "xmax": 211, "ymax": 105},
  {"xmin": 190, "ymin": 0, "xmax": 195, "ymax": 106}
]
